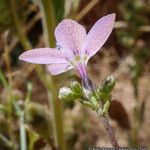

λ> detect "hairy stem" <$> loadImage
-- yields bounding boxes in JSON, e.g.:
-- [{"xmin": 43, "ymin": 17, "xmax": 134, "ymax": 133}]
[
  {"xmin": 100, "ymin": 115, "xmax": 119, "ymax": 149},
  {"xmin": 84, "ymin": 77, "xmax": 120, "ymax": 148}
]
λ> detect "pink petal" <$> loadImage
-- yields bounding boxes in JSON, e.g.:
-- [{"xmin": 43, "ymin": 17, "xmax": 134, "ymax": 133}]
[
  {"xmin": 19, "ymin": 48, "xmax": 67, "ymax": 64},
  {"xmin": 55, "ymin": 19, "xmax": 86, "ymax": 58},
  {"xmin": 47, "ymin": 63, "xmax": 73, "ymax": 75},
  {"xmin": 82, "ymin": 13, "xmax": 116, "ymax": 58}
]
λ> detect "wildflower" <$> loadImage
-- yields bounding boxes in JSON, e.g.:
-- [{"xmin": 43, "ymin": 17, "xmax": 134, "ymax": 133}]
[{"xmin": 19, "ymin": 14, "xmax": 116, "ymax": 79}]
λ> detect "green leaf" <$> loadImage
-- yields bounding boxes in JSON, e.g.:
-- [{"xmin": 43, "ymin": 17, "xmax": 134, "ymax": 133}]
[
  {"xmin": 102, "ymin": 101, "xmax": 110, "ymax": 115},
  {"xmin": 98, "ymin": 76, "xmax": 115, "ymax": 102},
  {"xmin": 52, "ymin": 0, "xmax": 65, "ymax": 22},
  {"xmin": 0, "ymin": 68, "xmax": 8, "ymax": 88},
  {"xmin": 70, "ymin": 81, "xmax": 83, "ymax": 97}
]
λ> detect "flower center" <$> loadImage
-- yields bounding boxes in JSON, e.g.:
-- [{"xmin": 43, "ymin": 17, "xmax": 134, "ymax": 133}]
[
  {"xmin": 70, "ymin": 54, "xmax": 88, "ymax": 66},
  {"xmin": 69, "ymin": 54, "xmax": 89, "ymax": 79}
]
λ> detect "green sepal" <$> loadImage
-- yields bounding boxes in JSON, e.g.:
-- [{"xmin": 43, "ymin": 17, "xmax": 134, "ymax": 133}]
[
  {"xmin": 82, "ymin": 100, "xmax": 96, "ymax": 111},
  {"xmin": 70, "ymin": 81, "xmax": 83, "ymax": 97},
  {"xmin": 102, "ymin": 101, "xmax": 111, "ymax": 115},
  {"xmin": 98, "ymin": 76, "xmax": 115, "ymax": 102},
  {"xmin": 89, "ymin": 95, "xmax": 99, "ymax": 109}
]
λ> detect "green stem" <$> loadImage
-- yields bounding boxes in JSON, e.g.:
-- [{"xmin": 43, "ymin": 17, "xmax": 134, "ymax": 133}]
[
  {"xmin": 39, "ymin": 1, "xmax": 65, "ymax": 149},
  {"xmin": 10, "ymin": 0, "xmax": 65, "ymax": 149},
  {"xmin": 19, "ymin": 111, "xmax": 27, "ymax": 150},
  {"xmin": 36, "ymin": 62, "xmax": 65, "ymax": 150},
  {"xmin": 0, "ymin": 133, "xmax": 13, "ymax": 148},
  {"xmin": 129, "ymin": 104, "xmax": 140, "ymax": 147},
  {"xmin": 47, "ymin": 77, "xmax": 65, "ymax": 150},
  {"xmin": 0, "ymin": 68, "xmax": 8, "ymax": 88},
  {"xmin": 39, "ymin": 0, "xmax": 56, "ymax": 47},
  {"xmin": 86, "ymin": 78, "xmax": 119, "ymax": 149},
  {"xmin": 7, "ymin": 85, "xmax": 16, "ymax": 150}
]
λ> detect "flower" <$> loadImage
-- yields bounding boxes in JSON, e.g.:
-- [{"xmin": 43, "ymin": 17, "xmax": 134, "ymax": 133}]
[{"xmin": 19, "ymin": 13, "xmax": 116, "ymax": 79}]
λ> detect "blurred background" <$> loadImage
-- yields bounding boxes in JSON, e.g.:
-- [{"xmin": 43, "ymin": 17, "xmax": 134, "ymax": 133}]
[{"xmin": 0, "ymin": 0, "xmax": 150, "ymax": 149}]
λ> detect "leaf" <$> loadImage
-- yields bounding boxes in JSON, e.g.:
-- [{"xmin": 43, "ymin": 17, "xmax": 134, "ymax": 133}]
[
  {"xmin": 0, "ymin": 68, "xmax": 8, "ymax": 88},
  {"xmin": 108, "ymin": 100, "xmax": 130, "ymax": 130},
  {"xmin": 52, "ymin": 0, "xmax": 65, "ymax": 22}
]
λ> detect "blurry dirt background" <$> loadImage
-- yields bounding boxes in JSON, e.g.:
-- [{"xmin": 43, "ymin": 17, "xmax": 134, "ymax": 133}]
[{"xmin": 0, "ymin": 0, "xmax": 150, "ymax": 149}]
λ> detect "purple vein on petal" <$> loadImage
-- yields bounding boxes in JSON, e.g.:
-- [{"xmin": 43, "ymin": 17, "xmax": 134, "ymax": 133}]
[{"xmin": 55, "ymin": 19, "xmax": 86, "ymax": 58}]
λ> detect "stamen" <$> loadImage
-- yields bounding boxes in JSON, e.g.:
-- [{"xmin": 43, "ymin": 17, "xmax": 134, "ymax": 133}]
[
  {"xmin": 75, "ymin": 55, "xmax": 80, "ymax": 61},
  {"xmin": 56, "ymin": 43, "xmax": 62, "ymax": 50}
]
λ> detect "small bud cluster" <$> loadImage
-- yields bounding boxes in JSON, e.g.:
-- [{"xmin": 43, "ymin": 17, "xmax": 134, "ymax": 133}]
[
  {"xmin": 58, "ymin": 76, "xmax": 116, "ymax": 116},
  {"xmin": 59, "ymin": 81, "xmax": 83, "ymax": 101}
]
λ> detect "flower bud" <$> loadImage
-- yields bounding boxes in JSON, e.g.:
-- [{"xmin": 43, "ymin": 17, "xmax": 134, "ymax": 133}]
[
  {"xmin": 106, "ymin": 75, "xmax": 114, "ymax": 85},
  {"xmin": 98, "ymin": 75, "xmax": 115, "ymax": 102},
  {"xmin": 59, "ymin": 87, "xmax": 73, "ymax": 100},
  {"xmin": 82, "ymin": 77, "xmax": 95, "ymax": 98},
  {"xmin": 59, "ymin": 86, "xmax": 81, "ymax": 101},
  {"xmin": 70, "ymin": 81, "xmax": 82, "ymax": 96}
]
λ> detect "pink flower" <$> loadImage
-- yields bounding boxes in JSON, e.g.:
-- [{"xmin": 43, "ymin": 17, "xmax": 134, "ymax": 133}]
[{"xmin": 19, "ymin": 14, "xmax": 116, "ymax": 79}]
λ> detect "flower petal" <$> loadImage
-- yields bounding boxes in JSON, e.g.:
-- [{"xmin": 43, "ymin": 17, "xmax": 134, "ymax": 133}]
[
  {"xmin": 55, "ymin": 19, "xmax": 86, "ymax": 58},
  {"xmin": 19, "ymin": 48, "xmax": 67, "ymax": 64},
  {"xmin": 82, "ymin": 13, "xmax": 116, "ymax": 58},
  {"xmin": 47, "ymin": 63, "xmax": 73, "ymax": 75}
]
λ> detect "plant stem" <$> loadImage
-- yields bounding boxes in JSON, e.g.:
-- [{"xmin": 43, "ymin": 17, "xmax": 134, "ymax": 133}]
[
  {"xmin": 7, "ymin": 87, "xmax": 16, "ymax": 150},
  {"xmin": 100, "ymin": 115, "xmax": 120, "ymax": 149},
  {"xmin": 39, "ymin": 0, "xmax": 56, "ymax": 47},
  {"xmin": 86, "ymin": 77, "xmax": 119, "ymax": 149},
  {"xmin": 10, "ymin": 0, "xmax": 64, "ymax": 149},
  {"xmin": 19, "ymin": 111, "xmax": 27, "ymax": 150},
  {"xmin": 39, "ymin": 1, "xmax": 65, "ymax": 149},
  {"xmin": 0, "ymin": 133, "xmax": 13, "ymax": 148}
]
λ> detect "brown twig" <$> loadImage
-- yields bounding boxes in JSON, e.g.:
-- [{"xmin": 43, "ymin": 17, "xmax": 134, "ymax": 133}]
[
  {"xmin": 114, "ymin": 21, "xmax": 150, "ymax": 32},
  {"xmin": 74, "ymin": 0, "xmax": 99, "ymax": 21},
  {"xmin": 8, "ymin": 13, "xmax": 41, "ymax": 51}
]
